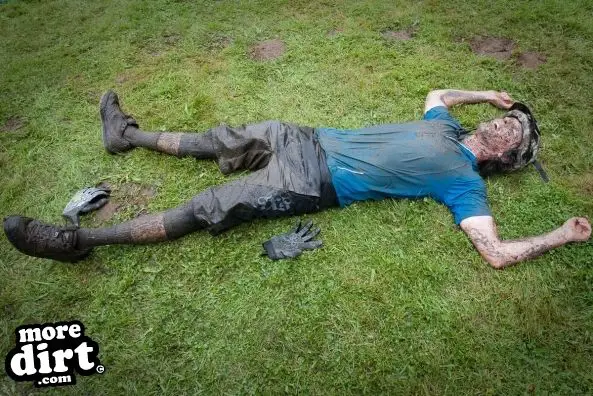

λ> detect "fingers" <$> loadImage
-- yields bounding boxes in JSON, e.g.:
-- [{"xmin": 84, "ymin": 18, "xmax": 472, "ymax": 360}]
[
  {"xmin": 302, "ymin": 227, "xmax": 321, "ymax": 242},
  {"xmin": 576, "ymin": 217, "xmax": 592, "ymax": 236},
  {"xmin": 81, "ymin": 197, "xmax": 109, "ymax": 213},
  {"xmin": 291, "ymin": 220, "xmax": 302, "ymax": 234},
  {"xmin": 297, "ymin": 220, "xmax": 313, "ymax": 237},
  {"xmin": 302, "ymin": 240, "xmax": 323, "ymax": 250}
]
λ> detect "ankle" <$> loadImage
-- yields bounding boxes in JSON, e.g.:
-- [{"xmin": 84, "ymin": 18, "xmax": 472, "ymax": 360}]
[{"xmin": 123, "ymin": 127, "xmax": 159, "ymax": 148}]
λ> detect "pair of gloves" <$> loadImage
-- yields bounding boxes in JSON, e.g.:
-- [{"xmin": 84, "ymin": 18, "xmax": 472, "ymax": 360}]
[{"xmin": 63, "ymin": 186, "xmax": 322, "ymax": 260}]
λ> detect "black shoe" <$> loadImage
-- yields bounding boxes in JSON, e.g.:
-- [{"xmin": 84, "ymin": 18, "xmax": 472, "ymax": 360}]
[
  {"xmin": 100, "ymin": 90, "xmax": 138, "ymax": 154},
  {"xmin": 3, "ymin": 216, "xmax": 92, "ymax": 262}
]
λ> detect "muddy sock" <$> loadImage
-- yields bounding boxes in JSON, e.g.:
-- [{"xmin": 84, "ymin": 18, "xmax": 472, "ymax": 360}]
[
  {"xmin": 123, "ymin": 126, "xmax": 217, "ymax": 158},
  {"xmin": 76, "ymin": 202, "xmax": 200, "ymax": 248}
]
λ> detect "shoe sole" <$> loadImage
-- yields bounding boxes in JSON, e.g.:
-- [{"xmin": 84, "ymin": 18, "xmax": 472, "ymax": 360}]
[{"xmin": 100, "ymin": 91, "xmax": 116, "ymax": 154}]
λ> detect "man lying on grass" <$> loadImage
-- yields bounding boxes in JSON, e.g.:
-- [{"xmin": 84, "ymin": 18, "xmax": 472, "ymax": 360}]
[{"xmin": 4, "ymin": 89, "xmax": 591, "ymax": 268}]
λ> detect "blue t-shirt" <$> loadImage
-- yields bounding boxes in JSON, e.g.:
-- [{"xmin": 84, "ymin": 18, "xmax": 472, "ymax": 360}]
[{"xmin": 316, "ymin": 107, "xmax": 491, "ymax": 224}]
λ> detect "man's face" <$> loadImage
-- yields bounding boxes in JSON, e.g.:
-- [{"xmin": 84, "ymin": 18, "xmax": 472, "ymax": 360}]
[{"xmin": 475, "ymin": 116, "xmax": 523, "ymax": 157}]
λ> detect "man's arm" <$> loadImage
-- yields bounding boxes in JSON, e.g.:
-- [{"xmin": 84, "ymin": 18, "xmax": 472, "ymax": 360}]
[
  {"xmin": 460, "ymin": 215, "xmax": 591, "ymax": 269},
  {"xmin": 424, "ymin": 89, "xmax": 514, "ymax": 114}
]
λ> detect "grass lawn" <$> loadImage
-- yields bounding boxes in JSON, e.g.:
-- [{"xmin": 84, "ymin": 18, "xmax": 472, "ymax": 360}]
[{"xmin": 1, "ymin": 0, "xmax": 593, "ymax": 394}]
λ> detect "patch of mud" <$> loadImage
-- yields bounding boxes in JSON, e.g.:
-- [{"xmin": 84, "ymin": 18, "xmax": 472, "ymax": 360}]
[
  {"xmin": 1, "ymin": 117, "xmax": 25, "ymax": 132},
  {"xmin": 0, "ymin": 151, "xmax": 8, "ymax": 167},
  {"xmin": 115, "ymin": 74, "xmax": 128, "ymax": 85},
  {"xmin": 516, "ymin": 51, "xmax": 547, "ymax": 69},
  {"xmin": 85, "ymin": 91, "xmax": 101, "ymax": 105},
  {"xmin": 470, "ymin": 36, "xmax": 516, "ymax": 60},
  {"xmin": 118, "ymin": 182, "xmax": 156, "ymax": 207},
  {"xmin": 382, "ymin": 29, "xmax": 414, "ymax": 41},
  {"xmin": 93, "ymin": 182, "xmax": 157, "ymax": 222},
  {"xmin": 568, "ymin": 172, "xmax": 593, "ymax": 196},
  {"xmin": 95, "ymin": 201, "xmax": 120, "ymax": 222},
  {"xmin": 205, "ymin": 33, "xmax": 233, "ymax": 50},
  {"xmin": 162, "ymin": 33, "xmax": 180, "ymax": 46},
  {"xmin": 327, "ymin": 28, "xmax": 344, "ymax": 37},
  {"xmin": 249, "ymin": 39, "xmax": 286, "ymax": 61}
]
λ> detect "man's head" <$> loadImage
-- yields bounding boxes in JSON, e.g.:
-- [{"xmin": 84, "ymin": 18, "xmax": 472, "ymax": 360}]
[{"xmin": 474, "ymin": 103, "xmax": 541, "ymax": 176}]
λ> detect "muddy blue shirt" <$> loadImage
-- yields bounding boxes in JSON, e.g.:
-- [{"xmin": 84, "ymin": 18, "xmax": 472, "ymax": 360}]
[{"xmin": 316, "ymin": 107, "xmax": 491, "ymax": 224}]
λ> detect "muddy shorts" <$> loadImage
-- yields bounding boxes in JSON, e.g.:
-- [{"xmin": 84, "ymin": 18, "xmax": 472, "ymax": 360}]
[{"xmin": 190, "ymin": 121, "xmax": 338, "ymax": 235}]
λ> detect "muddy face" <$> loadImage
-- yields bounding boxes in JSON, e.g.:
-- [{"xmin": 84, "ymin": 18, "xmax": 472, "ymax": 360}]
[{"xmin": 475, "ymin": 116, "xmax": 523, "ymax": 158}]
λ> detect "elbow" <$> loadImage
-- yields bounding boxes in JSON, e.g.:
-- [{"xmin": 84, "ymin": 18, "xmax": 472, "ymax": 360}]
[
  {"xmin": 478, "ymin": 247, "xmax": 509, "ymax": 269},
  {"xmin": 485, "ymin": 256, "xmax": 506, "ymax": 269},
  {"xmin": 427, "ymin": 89, "xmax": 445, "ymax": 100}
]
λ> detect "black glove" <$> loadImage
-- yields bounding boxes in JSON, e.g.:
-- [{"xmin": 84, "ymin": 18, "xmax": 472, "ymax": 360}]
[
  {"xmin": 62, "ymin": 186, "xmax": 111, "ymax": 226},
  {"xmin": 262, "ymin": 220, "xmax": 322, "ymax": 260}
]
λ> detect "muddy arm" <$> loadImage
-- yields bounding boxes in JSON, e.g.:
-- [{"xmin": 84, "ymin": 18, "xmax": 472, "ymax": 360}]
[
  {"xmin": 460, "ymin": 215, "xmax": 591, "ymax": 269},
  {"xmin": 424, "ymin": 89, "xmax": 509, "ymax": 113}
]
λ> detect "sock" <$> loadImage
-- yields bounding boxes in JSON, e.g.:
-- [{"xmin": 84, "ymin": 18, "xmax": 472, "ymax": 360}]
[
  {"xmin": 76, "ymin": 202, "xmax": 200, "ymax": 248},
  {"xmin": 123, "ymin": 127, "xmax": 216, "ymax": 158}
]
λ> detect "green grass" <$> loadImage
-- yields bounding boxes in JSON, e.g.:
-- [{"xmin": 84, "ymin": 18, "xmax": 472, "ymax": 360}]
[{"xmin": 1, "ymin": 0, "xmax": 593, "ymax": 394}]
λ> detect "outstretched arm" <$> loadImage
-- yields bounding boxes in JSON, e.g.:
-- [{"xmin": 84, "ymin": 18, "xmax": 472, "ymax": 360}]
[
  {"xmin": 460, "ymin": 215, "xmax": 591, "ymax": 269},
  {"xmin": 424, "ymin": 89, "xmax": 514, "ymax": 114}
]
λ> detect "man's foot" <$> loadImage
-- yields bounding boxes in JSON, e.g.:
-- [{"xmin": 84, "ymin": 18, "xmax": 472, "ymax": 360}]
[
  {"xmin": 3, "ymin": 216, "xmax": 92, "ymax": 262},
  {"xmin": 100, "ymin": 90, "xmax": 138, "ymax": 154}
]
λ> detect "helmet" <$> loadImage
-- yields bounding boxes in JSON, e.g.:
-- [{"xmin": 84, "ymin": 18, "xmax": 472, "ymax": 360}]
[{"xmin": 503, "ymin": 102, "xmax": 548, "ymax": 182}]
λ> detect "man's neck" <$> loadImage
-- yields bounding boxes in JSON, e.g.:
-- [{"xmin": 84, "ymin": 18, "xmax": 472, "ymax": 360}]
[{"xmin": 463, "ymin": 135, "xmax": 494, "ymax": 163}]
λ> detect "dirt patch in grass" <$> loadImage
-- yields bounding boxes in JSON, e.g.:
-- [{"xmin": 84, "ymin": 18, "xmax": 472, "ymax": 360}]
[
  {"xmin": 1, "ymin": 116, "xmax": 25, "ymax": 132},
  {"xmin": 566, "ymin": 172, "xmax": 593, "ymax": 197},
  {"xmin": 115, "ymin": 74, "xmax": 128, "ymax": 85},
  {"xmin": 94, "ymin": 182, "xmax": 157, "ymax": 222},
  {"xmin": 327, "ymin": 28, "xmax": 344, "ymax": 37},
  {"xmin": 516, "ymin": 51, "xmax": 547, "ymax": 69},
  {"xmin": 162, "ymin": 33, "xmax": 180, "ymax": 46},
  {"xmin": 382, "ymin": 29, "xmax": 414, "ymax": 41},
  {"xmin": 119, "ymin": 182, "xmax": 156, "ymax": 206},
  {"xmin": 249, "ymin": 39, "xmax": 286, "ymax": 61},
  {"xmin": 470, "ymin": 36, "xmax": 516, "ymax": 60},
  {"xmin": 95, "ymin": 201, "xmax": 120, "ymax": 222},
  {"xmin": 205, "ymin": 33, "xmax": 233, "ymax": 50},
  {"xmin": 85, "ymin": 90, "xmax": 101, "ymax": 105}
]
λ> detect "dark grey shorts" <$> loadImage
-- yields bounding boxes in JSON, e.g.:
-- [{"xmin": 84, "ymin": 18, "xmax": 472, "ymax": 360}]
[{"xmin": 189, "ymin": 121, "xmax": 338, "ymax": 234}]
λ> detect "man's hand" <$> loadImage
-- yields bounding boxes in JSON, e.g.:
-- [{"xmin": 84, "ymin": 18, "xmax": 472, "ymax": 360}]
[
  {"xmin": 488, "ymin": 91, "xmax": 515, "ymax": 110},
  {"xmin": 561, "ymin": 217, "xmax": 592, "ymax": 242}
]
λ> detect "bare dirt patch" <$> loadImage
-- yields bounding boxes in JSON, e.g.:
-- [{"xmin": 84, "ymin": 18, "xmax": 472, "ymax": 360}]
[
  {"xmin": 115, "ymin": 74, "xmax": 128, "ymax": 85},
  {"xmin": 567, "ymin": 173, "xmax": 593, "ymax": 196},
  {"xmin": 516, "ymin": 51, "xmax": 547, "ymax": 69},
  {"xmin": 118, "ymin": 182, "xmax": 156, "ymax": 207},
  {"xmin": 95, "ymin": 201, "xmax": 120, "ymax": 222},
  {"xmin": 162, "ymin": 33, "xmax": 180, "ymax": 46},
  {"xmin": 470, "ymin": 36, "xmax": 516, "ymax": 60},
  {"xmin": 1, "ymin": 117, "xmax": 25, "ymax": 132},
  {"xmin": 85, "ymin": 91, "xmax": 101, "ymax": 105},
  {"xmin": 94, "ymin": 182, "xmax": 157, "ymax": 222},
  {"xmin": 382, "ymin": 29, "xmax": 414, "ymax": 41},
  {"xmin": 327, "ymin": 28, "xmax": 344, "ymax": 37},
  {"xmin": 249, "ymin": 39, "xmax": 286, "ymax": 61},
  {"xmin": 205, "ymin": 33, "xmax": 233, "ymax": 50}
]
